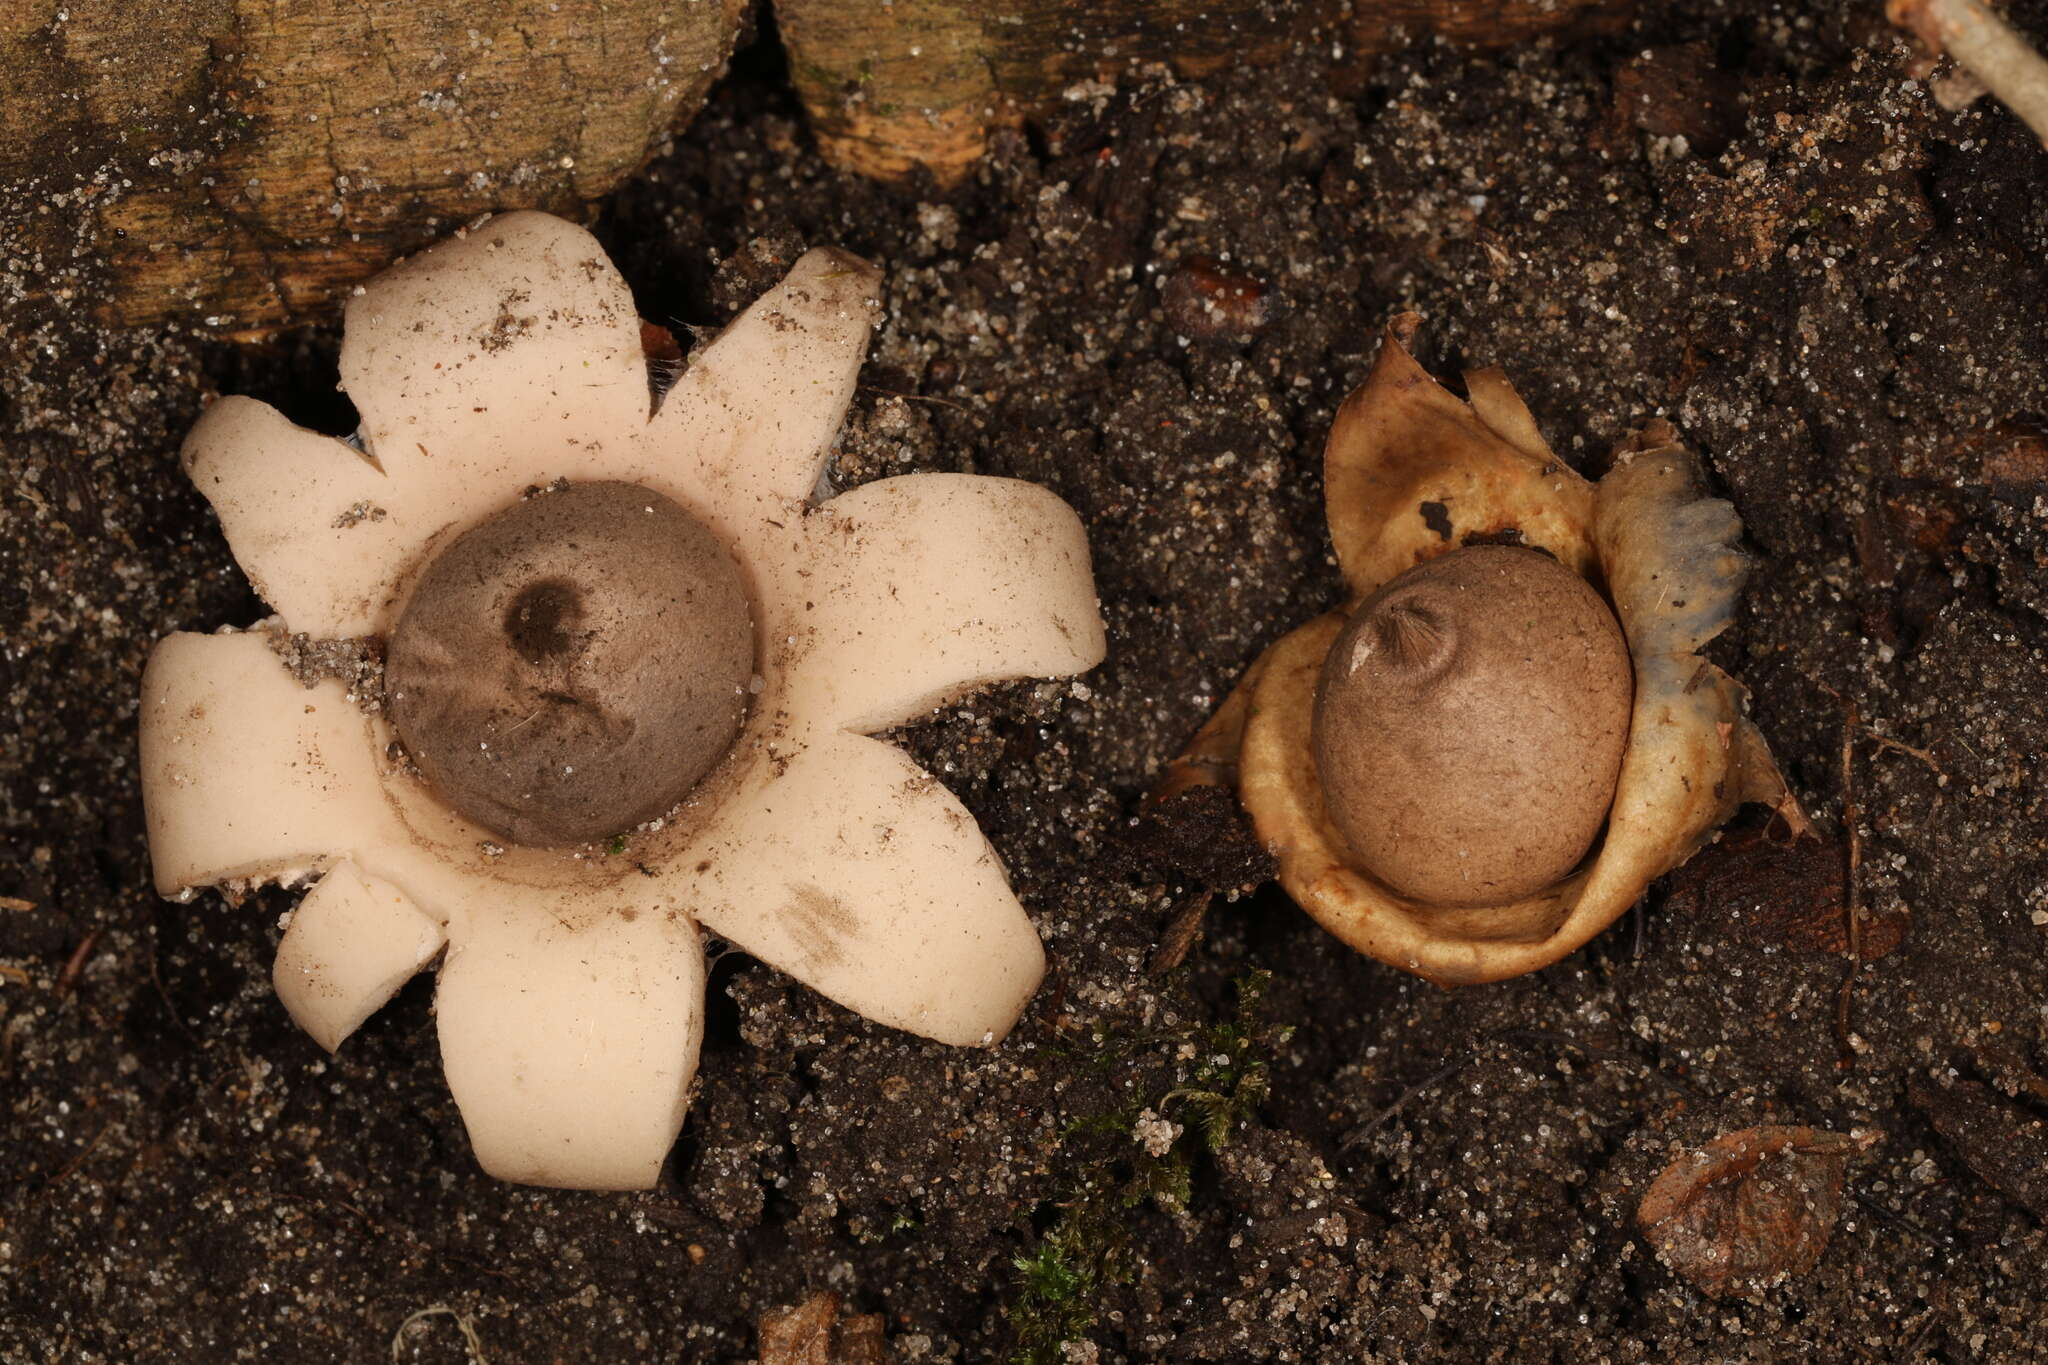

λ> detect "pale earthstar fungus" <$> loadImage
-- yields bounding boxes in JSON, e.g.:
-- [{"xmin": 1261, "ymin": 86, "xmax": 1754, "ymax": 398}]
[
  {"xmin": 1159, "ymin": 314, "xmax": 1808, "ymax": 986},
  {"xmin": 138, "ymin": 211, "xmax": 1107, "ymax": 1189}
]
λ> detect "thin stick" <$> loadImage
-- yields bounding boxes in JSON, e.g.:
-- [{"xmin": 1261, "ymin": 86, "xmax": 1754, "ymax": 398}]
[
  {"xmin": 45, "ymin": 1120, "xmax": 114, "ymax": 1188},
  {"xmin": 857, "ymin": 383, "xmax": 979, "ymax": 417},
  {"xmin": 1836, "ymin": 698, "xmax": 1866, "ymax": 1064},
  {"xmin": 0, "ymin": 896, "xmax": 34, "ymax": 912},
  {"xmin": 1890, "ymin": 0, "xmax": 2048, "ymax": 147},
  {"xmin": 1148, "ymin": 891, "xmax": 1214, "ymax": 975},
  {"xmin": 1864, "ymin": 728, "xmax": 1946, "ymax": 778},
  {"xmin": 56, "ymin": 930, "xmax": 101, "ymax": 995},
  {"xmin": 390, "ymin": 1305, "xmax": 489, "ymax": 1364},
  {"xmin": 1342, "ymin": 1057, "xmax": 1470, "ymax": 1149}
]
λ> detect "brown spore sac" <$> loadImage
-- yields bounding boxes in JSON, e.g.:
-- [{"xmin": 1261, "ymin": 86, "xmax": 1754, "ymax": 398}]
[
  {"xmin": 385, "ymin": 480, "xmax": 753, "ymax": 847},
  {"xmin": 1311, "ymin": 546, "xmax": 1633, "ymax": 908}
]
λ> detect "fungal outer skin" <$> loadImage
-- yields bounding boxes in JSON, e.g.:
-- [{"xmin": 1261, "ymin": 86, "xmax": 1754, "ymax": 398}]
[
  {"xmin": 1233, "ymin": 317, "xmax": 1804, "ymax": 986},
  {"xmin": 1323, "ymin": 314, "xmax": 1600, "ymax": 599},
  {"xmin": 688, "ymin": 723, "xmax": 1047, "ymax": 1046},
  {"xmin": 140, "ymin": 211, "xmax": 1106, "ymax": 1187},
  {"xmin": 776, "ymin": 473, "xmax": 1107, "ymax": 734},
  {"xmin": 275, "ymin": 861, "xmax": 445, "ymax": 1053},
  {"xmin": 435, "ymin": 901, "xmax": 707, "ymax": 1190}
]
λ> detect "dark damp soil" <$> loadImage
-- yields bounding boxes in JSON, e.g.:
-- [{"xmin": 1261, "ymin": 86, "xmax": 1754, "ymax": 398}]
[{"xmin": 5, "ymin": 1, "xmax": 2048, "ymax": 1360}]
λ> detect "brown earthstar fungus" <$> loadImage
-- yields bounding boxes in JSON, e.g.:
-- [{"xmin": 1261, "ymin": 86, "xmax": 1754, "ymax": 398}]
[
  {"xmin": 139, "ymin": 212, "xmax": 1107, "ymax": 1188},
  {"xmin": 1159, "ymin": 314, "xmax": 1807, "ymax": 985}
]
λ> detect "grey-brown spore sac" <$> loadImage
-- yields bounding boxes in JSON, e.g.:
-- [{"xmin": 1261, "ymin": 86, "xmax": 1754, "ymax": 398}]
[
  {"xmin": 1311, "ymin": 545, "xmax": 1634, "ymax": 908},
  {"xmin": 385, "ymin": 480, "xmax": 753, "ymax": 847}
]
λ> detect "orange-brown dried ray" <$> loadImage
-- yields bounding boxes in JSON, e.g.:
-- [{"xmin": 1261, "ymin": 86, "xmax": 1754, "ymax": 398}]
[
  {"xmin": 1233, "ymin": 319, "xmax": 1806, "ymax": 985},
  {"xmin": 1637, "ymin": 1125, "xmax": 1874, "ymax": 1299},
  {"xmin": 1324, "ymin": 314, "xmax": 1598, "ymax": 601}
]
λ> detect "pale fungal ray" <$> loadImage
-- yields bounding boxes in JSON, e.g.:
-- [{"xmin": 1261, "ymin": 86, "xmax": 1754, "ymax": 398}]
[
  {"xmin": 183, "ymin": 398, "xmax": 419, "ymax": 639},
  {"xmin": 340, "ymin": 211, "xmax": 651, "ymax": 492},
  {"xmin": 782, "ymin": 473, "xmax": 1107, "ymax": 735},
  {"xmin": 275, "ymin": 861, "xmax": 446, "ymax": 1053},
  {"xmin": 649, "ymin": 246, "xmax": 884, "ymax": 535},
  {"xmin": 435, "ymin": 900, "xmax": 706, "ymax": 1189},
  {"xmin": 688, "ymin": 723, "xmax": 1046, "ymax": 1048},
  {"xmin": 139, "ymin": 630, "xmax": 404, "ymax": 896}
]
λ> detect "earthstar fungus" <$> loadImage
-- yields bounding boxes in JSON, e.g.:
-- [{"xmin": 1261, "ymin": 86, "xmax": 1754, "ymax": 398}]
[
  {"xmin": 1162, "ymin": 314, "xmax": 1805, "ymax": 985},
  {"xmin": 139, "ymin": 212, "xmax": 1106, "ymax": 1188}
]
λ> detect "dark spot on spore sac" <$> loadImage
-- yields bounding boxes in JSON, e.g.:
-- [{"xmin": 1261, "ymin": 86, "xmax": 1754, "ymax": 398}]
[
  {"xmin": 504, "ymin": 578, "xmax": 585, "ymax": 663},
  {"xmin": 385, "ymin": 480, "xmax": 753, "ymax": 847},
  {"xmin": 1419, "ymin": 500, "xmax": 1454, "ymax": 540}
]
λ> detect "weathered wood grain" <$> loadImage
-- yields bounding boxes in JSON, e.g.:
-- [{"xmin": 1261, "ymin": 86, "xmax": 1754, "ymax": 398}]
[
  {"xmin": 774, "ymin": 0, "xmax": 1636, "ymax": 185},
  {"xmin": 1, "ymin": 0, "xmax": 746, "ymax": 333}
]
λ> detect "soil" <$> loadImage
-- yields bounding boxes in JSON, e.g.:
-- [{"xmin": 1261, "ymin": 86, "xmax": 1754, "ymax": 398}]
[{"xmin": 5, "ymin": 1, "xmax": 2048, "ymax": 1361}]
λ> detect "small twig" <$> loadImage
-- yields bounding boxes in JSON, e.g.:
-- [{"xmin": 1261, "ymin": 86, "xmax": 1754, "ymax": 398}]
[
  {"xmin": 858, "ymin": 383, "xmax": 980, "ymax": 417},
  {"xmin": 1147, "ymin": 891, "xmax": 1214, "ymax": 974},
  {"xmin": 1901, "ymin": 1313, "xmax": 1945, "ymax": 1361},
  {"xmin": 391, "ymin": 1305, "xmax": 489, "ymax": 1364},
  {"xmin": 1342, "ymin": 1057, "xmax": 1470, "ymax": 1149},
  {"xmin": 1837, "ymin": 697, "xmax": 1866, "ymax": 1066},
  {"xmin": 1890, "ymin": 0, "xmax": 2048, "ymax": 146},
  {"xmin": 0, "ymin": 962, "xmax": 31, "ymax": 987},
  {"xmin": 1495, "ymin": 1025, "xmax": 1711, "ymax": 1100},
  {"xmin": 0, "ymin": 896, "xmax": 34, "ymax": 912},
  {"xmin": 1342, "ymin": 1025, "xmax": 1718, "ymax": 1152},
  {"xmin": 45, "ymin": 1120, "xmax": 115, "ymax": 1189},
  {"xmin": 1815, "ymin": 685, "xmax": 1931, "ymax": 1064},
  {"xmin": 1850, "ymin": 1190, "xmax": 1954, "ymax": 1250},
  {"xmin": 1863, "ymin": 729, "xmax": 1943, "ymax": 773},
  {"xmin": 146, "ymin": 921, "xmax": 203, "ymax": 1051},
  {"xmin": 56, "ymin": 929, "xmax": 101, "ymax": 995}
]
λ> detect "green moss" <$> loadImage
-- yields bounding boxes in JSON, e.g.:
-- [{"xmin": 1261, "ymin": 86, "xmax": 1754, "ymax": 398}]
[
  {"xmin": 1004, "ymin": 971, "xmax": 1292, "ymax": 1362},
  {"xmin": 1008, "ymin": 1223, "xmax": 1103, "ymax": 1364}
]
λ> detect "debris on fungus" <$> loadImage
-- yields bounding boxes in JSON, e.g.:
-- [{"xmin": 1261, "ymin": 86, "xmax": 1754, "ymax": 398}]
[
  {"xmin": 139, "ymin": 211, "xmax": 1107, "ymax": 1188},
  {"xmin": 1158, "ymin": 313, "xmax": 1807, "ymax": 985}
]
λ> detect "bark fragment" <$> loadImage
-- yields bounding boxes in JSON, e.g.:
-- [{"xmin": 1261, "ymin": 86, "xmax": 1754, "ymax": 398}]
[
  {"xmin": 774, "ymin": 0, "xmax": 1636, "ymax": 186},
  {"xmin": 1, "ymin": 0, "xmax": 747, "ymax": 333}
]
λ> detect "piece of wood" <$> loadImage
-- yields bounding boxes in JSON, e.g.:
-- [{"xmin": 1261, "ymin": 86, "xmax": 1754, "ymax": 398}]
[
  {"xmin": 774, "ymin": 0, "xmax": 1635, "ymax": 185},
  {"xmin": 0, "ymin": 0, "xmax": 747, "ymax": 334}
]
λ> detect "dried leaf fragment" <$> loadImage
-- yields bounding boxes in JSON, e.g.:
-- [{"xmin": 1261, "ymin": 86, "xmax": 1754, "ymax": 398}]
[
  {"xmin": 1637, "ymin": 1124, "xmax": 1875, "ymax": 1298},
  {"xmin": 1661, "ymin": 826, "xmax": 1907, "ymax": 960},
  {"xmin": 757, "ymin": 1291, "xmax": 885, "ymax": 1365},
  {"xmin": 1910, "ymin": 1072, "xmax": 2048, "ymax": 1221}
]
